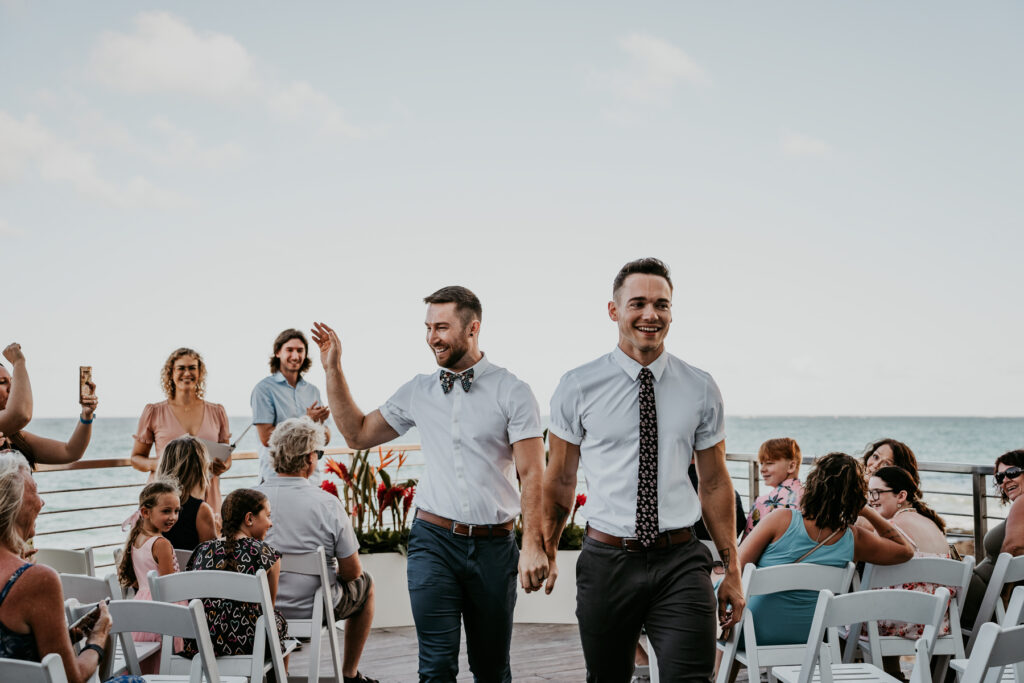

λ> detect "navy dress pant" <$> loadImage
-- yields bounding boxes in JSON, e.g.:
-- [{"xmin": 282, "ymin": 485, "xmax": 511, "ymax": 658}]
[
  {"xmin": 407, "ymin": 518, "xmax": 519, "ymax": 683},
  {"xmin": 576, "ymin": 534, "xmax": 717, "ymax": 683}
]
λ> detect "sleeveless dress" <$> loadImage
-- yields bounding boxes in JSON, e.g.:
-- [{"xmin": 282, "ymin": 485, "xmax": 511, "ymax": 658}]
[
  {"xmin": 746, "ymin": 509, "xmax": 855, "ymax": 646},
  {"xmin": 131, "ymin": 535, "xmax": 182, "ymax": 647},
  {"xmin": 875, "ymin": 519, "xmax": 953, "ymax": 638},
  {"xmin": 164, "ymin": 496, "xmax": 203, "ymax": 550},
  {"xmin": 0, "ymin": 564, "xmax": 39, "ymax": 661}
]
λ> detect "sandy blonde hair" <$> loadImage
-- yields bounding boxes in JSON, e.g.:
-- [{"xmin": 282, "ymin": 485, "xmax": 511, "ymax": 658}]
[
  {"xmin": 0, "ymin": 450, "xmax": 32, "ymax": 554},
  {"xmin": 160, "ymin": 347, "xmax": 207, "ymax": 399},
  {"xmin": 157, "ymin": 435, "xmax": 209, "ymax": 499}
]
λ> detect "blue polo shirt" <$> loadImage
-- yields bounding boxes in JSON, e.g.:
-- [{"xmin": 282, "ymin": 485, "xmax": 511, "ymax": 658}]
[{"xmin": 251, "ymin": 372, "xmax": 323, "ymax": 482}]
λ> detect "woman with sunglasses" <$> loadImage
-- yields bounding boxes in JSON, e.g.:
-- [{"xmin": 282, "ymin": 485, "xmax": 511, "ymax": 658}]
[{"xmin": 963, "ymin": 449, "xmax": 1024, "ymax": 626}]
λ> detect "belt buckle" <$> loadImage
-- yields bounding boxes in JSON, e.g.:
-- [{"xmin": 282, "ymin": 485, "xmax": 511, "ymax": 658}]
[
  {"xmin": 451, "ymin": 521, "xmax": 466, "ymax": 537},
  {"xmin": 622, "ymin": 536, "xmax": 641, "ymax": 552}
]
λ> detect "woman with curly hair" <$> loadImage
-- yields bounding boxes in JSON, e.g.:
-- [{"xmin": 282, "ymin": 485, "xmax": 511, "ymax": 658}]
[
  {"xmin": 735, "ymin": 452, "xmax": 914, "ymax": 647},
  {"xmin": 129, "ymin": 347, "xmax": 232, "ymax": 512},
  {"xmin": 862, "ymin": 437, "xmax": 920, "ymax": 484}
]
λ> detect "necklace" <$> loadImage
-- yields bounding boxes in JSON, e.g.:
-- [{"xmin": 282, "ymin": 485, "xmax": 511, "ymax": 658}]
[{"xmin": 893, "ymin": 505, "xmax": 914, "ymax": 518}]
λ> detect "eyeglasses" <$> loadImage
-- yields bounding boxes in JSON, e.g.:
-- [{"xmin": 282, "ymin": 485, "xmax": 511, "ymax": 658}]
[
  {"xmin": 867, "ymin": 488, "xmax": 894, "ymax": 502},
  {"xmin": 314, "ymin": 450, "xmax": 325, "ymax": 460},
  {"xmin": 994, "ymin": 467, "xmax": 1023, "ymax": 485}
]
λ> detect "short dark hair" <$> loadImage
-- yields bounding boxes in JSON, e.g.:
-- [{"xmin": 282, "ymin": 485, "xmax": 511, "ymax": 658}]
[
  {"xmin": 269, "ymin": 329, "xmax": 312, "ymax": 375},
  {"xmin": 423, "ymin": 286, "xmax": 482, "ymax": 328},
  {"xmin": 612, "ymin": 258, "xmax": 673, "ymax": 297}
]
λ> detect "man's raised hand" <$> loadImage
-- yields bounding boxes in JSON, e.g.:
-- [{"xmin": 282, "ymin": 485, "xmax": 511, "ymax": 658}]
[{"xmin": 311, "ymin": 322, "xmax": 342, "ymax": 370}]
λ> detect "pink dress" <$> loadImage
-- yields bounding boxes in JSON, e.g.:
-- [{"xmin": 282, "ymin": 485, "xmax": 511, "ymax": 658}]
[
  {"xmin": 134, "ymin": 400, "xmax": 231, "ymax": 512},
  {"xmin": 131, "ymin": 536, "xmax": 183, "ymax": 667}
]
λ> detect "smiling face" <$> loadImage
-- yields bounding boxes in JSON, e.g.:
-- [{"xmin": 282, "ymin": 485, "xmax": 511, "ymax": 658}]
[
  {"xmin": 0, "ymin": 366, "xmax": 10, "ymax": 410},
  {"xmin": 142, "ymin": 492, "xmax": 181, "ymax": 533},
  {"xmin": 171, "ymin": 355, "xmax": 200, "ymax": 398},
  {"xmin": 868, "ymin": 475, "xmax": 907, "ymax": 519},
  {"xmin": 609, "ymin": 273, "xmax": 672, "ymax": 364},
  {"xmin": 997, "ymin": 462, "xmax": 1024, "ymax": 503},
  {"xmin": 425, "ymin": 302, "xmax": 478, "ymax": 371},
  {"xmin": 14, "ymin": 471, "xmax": 43, "ymax": 541},
  {"xmin": 276, "ymin": 339, "xmax": 307, "ymax": 375},
  {"xmin": 246, "ymin": 501, "xmax": 273, "ymax": 540},
  {"xmin": 865, "ymin": 444, "xmax": 895, "ymax": 477},
  {"xmin": 760, "ymin": 456, "xmax": 797, "ymax": 488}
]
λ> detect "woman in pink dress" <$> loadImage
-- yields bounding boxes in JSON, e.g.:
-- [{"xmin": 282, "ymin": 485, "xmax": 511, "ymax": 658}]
[{"xmin": 130, "ymin": 348, "xmax": 231, "ymax": 513}]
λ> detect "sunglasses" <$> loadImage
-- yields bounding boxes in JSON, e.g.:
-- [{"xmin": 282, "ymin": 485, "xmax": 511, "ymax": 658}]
[
  {"xmin": 867, "ymin": 488, "xmax": 894, "ymax": 502},
  {"xmin": 314, "ymin": 450, "xmax": 325, "ymax": 460},
  {"xmin": 994, "ymin": 467, "xmax": 1023, "ymax": 486}
]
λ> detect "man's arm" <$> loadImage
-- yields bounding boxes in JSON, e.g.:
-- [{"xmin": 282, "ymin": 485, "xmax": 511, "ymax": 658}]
[
  {"xmin": 541, "ymin": 433, "xmax": 581, "ymax": 594},
  {"xmin": 693, "ymin": 439, "xmax": 744, "ymax": 630},
  {"xmin": 0, "ymin": 343, "xmax": 32, "ymax": 434},
  {"xmin": 256, "ymin": 423, "xmax": 275, "ymax": 447},
  {"xmin": 311, "ymin": 322, "xmax": 398, "ymax": 449},
  {"xmin": 513, "ymin": 436, "xmax": 548, "ymax": 593}
]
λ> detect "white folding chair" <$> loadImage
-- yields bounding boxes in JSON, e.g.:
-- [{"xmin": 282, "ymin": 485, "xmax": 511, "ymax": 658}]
[
  {"xmin": 175, "ymin": 548, "xmax": 194, "ymax": 570},
  {"xmin": 967, "ymin": 553, "xmax": 1024, "ymax": 654},
  {"xmin": 951, "ymin": 586, "xmax": 1024, "ymax": 680},
  {"xmin": 35, "ymin": 547, "xmax": 95, "ymax": 576},
  {"xmin": 842, "ymin": 556, "xmax": 974, "ymax": 677},
  {"xmin": 105, "ymin": 598, "xmax": 247, "ymax": 683},
  {"xmin": 148, "ymin": 568, "xmax": 292, "ymax": 683},
  {"xmin": 771, "ymin": 587, "xmax": 951, "ymax": 683},
  {"xmin": 280, "ymin": 546, "xmax": 344, "ymax": 683},
  {"xmin": 0, "ymin": 652, "xmax": 68, "ymax": 683},
  {"xmin": 716, "ymin": 561, "xmax": 857, "ymax": 683},
  {"xmin": 958, "ymin": 622, "xmax": 1024, "ymax": 683}
]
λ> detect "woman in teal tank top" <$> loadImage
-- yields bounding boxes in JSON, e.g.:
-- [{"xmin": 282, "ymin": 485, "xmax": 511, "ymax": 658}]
[{"xmin": 737, "ymin": 452, "xmax": 916, "ymax": 647}]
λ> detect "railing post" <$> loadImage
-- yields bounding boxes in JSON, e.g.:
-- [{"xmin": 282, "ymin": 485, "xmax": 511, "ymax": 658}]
[
  {"xmin": 972, "ymin": 470, "xmax": 988, "ymax": 556},
  {"xmin": 748, "ymin": 459, "xmax": 760, "ymax": 503}
]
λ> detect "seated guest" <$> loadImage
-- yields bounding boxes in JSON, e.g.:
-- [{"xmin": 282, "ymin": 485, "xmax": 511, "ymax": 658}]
[
  {"xmin": 0, "ymin": 450, "xmax": 143, "ymax": 683},
  {"xmin": 862, "ymin": 437, "xmax": 920, "ymax": 483},
  {"xmin": 0, "ymin": 343, "xmax": 98, "ymax": 467},
  {"xmin": 743, "ymin": 437, "xmax": 803, "ymax": 540},
  {"xmin": 183, "ymin": 488, "xmax": 287, "ymax": 660},
  {"xmin": 963, "ymin": 449, "xmax": 1024, "ymax": 627},
  {"xmin": 157, "ymin": 436, "xmax": 217, "ymax": 550},
  {"xmin": 255, "ymin": 417, "xmax": 377, "ymax": 683},
  {"xmin": 736, "ymin": 453, "xmax": 914, "ymax": 648}
]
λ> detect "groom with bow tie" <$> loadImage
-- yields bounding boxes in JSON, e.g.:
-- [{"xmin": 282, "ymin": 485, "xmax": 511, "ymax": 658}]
[{"xmin": 311, "ymin": 285, "xmax": 547, "ymax": 683}]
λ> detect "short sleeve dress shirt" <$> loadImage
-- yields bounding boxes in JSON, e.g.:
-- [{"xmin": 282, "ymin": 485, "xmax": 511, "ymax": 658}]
[
  {"xmin": 251, "ymin": 372, "xmax": 324, "ymax": 482},
  {"xmin": 256, "ymin": 475, "xmax": 360, "ymax": 619},
  {"xmin": 379, "ymin": 355, "xmax": 543, "ymax": 525},
  {"xmin": 549, "ymin": 347, "xmax": 726, "ymax": 538}
]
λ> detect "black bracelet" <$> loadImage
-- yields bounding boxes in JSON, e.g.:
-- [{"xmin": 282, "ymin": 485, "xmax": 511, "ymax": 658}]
[{"xmin": 82, "ymin": 643, "xmax": 105, "ymax": 658}]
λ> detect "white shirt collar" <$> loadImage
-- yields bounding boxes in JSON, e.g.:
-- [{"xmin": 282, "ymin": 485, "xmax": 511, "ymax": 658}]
[{"xmin": 611, "ymin": 346, "xmax": 668, "ymax": 382}]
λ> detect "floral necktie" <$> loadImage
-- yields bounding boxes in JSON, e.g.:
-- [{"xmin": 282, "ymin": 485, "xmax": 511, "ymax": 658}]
[
  {"xmin": 635, "ymin": 367, "xmax": 659, "ymax": 547},
  {"xmin": 439, "ymin": 368, "xmax": 474, "ymax": 394}
]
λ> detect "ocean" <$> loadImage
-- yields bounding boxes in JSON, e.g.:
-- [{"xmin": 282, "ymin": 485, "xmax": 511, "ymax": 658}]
[{"xmin": 24, "ymin": 415, "xmax": 1024, "ymax": 566}]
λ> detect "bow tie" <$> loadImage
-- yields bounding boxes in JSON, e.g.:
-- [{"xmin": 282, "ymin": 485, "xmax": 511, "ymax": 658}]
[{"xmin": 440, "ymin": 368, "xmax": 474, "ymax": 394}]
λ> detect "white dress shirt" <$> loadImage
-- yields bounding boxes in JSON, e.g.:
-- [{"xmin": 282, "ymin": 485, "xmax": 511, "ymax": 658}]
[
  {"xmin": 379, "ymin": 354, "xmax": 543, "ymax": 525},
  {"xmin": 549, "ymin": 346, "xmax": 725, "ymax": 538}
]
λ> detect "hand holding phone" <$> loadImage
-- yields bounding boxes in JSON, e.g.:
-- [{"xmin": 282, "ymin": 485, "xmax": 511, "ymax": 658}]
[{"xmin": 68, "ymin": 599, "xmax": 109, "ymax": 642}]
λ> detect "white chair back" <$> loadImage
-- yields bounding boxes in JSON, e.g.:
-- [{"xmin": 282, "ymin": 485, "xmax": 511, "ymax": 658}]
[
  {"xmin": 175, "ymin": 548, "xmax": 193, "ymax": 570},
  {"xmin": 279, "ymin": 546, "xmax": 345, "ymax": 683},
  {"xmin": 960, "ymin": 622, "xmax": 1024, "ymax": 683},
  {"xmin": 59, "ymin": 572, "xmax": 122, "ymax": 604},
  {"xmin": 716, "ymin": 561, "xmax": 856, "ymax": 683},
  {"xmin": 968, "ymin": 552, "xmax": 1024, "ymax": 653},
  {"xmin": 35, "ymin": 547, "xmax": 95, "ymax": 576},
  {"xmin": 0, "ymin": 652, "xmax": 69, "ymax": 683},
  {"xmin": 148, "ymin": 568, "xmax": 288, "ymax": 682}
]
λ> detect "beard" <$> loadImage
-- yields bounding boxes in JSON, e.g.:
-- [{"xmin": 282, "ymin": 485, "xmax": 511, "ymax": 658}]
[{"xmin": 436, "ymin": 340, "xmax": 470, "ymax": 369}]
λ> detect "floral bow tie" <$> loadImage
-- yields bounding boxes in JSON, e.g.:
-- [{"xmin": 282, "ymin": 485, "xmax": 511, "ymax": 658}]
[{"xmin": 440, "ymin": 368, "xmax": 474, "ymax": 394}]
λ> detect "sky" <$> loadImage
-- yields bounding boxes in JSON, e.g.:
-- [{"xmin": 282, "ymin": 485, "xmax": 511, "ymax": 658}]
[{"xmin": 2, "ymin": 2, "xmax": 1022, "ymax": 419}]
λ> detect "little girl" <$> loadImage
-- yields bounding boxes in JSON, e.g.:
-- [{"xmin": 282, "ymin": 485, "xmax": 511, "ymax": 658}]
[
  {"xmin": 742, "ymin": 437, "xmax": 804, "ymax": 539},
  {"xmin": 157, "ymin": 436, "xmax": 217, "ymax": 550},
  {"xmin": 117, "ymin": 479, "xmax": 181, "ymax": 672}
]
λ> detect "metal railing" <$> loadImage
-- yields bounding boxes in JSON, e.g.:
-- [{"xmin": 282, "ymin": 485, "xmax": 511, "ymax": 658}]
[{"xmin": 33, "ymin": 448, "xmax": 999, "ymax": 574}]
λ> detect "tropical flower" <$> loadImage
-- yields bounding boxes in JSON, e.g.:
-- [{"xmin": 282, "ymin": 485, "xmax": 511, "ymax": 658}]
[
  {"xmin": 570, "ymin": 492, "xmax": 587, "ymax": 526},
  {"xmin": 320, "ymin": 480, "xmax": 339, "ymax": 497}
]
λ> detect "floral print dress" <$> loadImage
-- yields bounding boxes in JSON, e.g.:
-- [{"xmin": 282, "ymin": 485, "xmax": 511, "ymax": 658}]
[
  {"xmin": 743, "ymin": 478, "xmax": 803, "ymax": 539},
  {"xmin": 180, "ymin": 537, "xmax": 287, "ymax": 658},
  {"xmin": 875, "ymin": 522, "xmax": 954, "ymax": 638}
]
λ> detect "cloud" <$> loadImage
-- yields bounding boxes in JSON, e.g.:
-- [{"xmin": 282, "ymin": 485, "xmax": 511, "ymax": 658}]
[
  {"xmin": 781, "ymin": 132, "xmax": 833, "ymax": 158},
  {"xmin": 88, "ymin": 12, "xmax": 361, "ymax": 138},
  {"xmin": 147, "ymin": 117, "xmax": 245, "ymax": 167},
  {"xmin": 0, "ymin": 218, "xmax": 24, "ymax": 238},
  {"xmin": 0, "ymin": 110, "xmax": 189, "ymax": 209},
  {"xmin": 596, "ymin": 33, "xmax": 710, "ymax": 102}
]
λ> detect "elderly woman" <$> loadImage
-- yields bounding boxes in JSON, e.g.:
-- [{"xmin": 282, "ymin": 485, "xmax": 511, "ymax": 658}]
[
  {"xmin": 130, "ymin": 347, "xmax": 231, "ymax": 513},
  {"xmin": 0, "ymin": 450, "xmax": 143, "ymax": 683},
  {"xmin": 0, "ymin": 343, "xmax": 98, "ymax": 467},
  {"xmin": 254, "ymin": 417, "xmax": 377, "ymax": 683},
  {"xmin": 862, "ymin": 438, "xmax": 920, "ymax": 484}
]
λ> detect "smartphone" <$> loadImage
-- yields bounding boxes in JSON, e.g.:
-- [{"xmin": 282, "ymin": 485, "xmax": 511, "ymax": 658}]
[
  {"xmin": 68, "ymin": 598, "xmax": 107, "ymax": 642},
  {"xmin": 79, "ymin": 366, "xmax": 93, "ymax": 401}
]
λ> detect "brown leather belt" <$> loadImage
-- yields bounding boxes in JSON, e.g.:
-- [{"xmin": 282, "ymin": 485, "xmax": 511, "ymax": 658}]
[
  {"xmin": 586, "ymin": 524, "xmax": 693, "ymax": 552},
  {"xmin": 416, "ymin": 509, "xmax": 514, "ymax": 538}
]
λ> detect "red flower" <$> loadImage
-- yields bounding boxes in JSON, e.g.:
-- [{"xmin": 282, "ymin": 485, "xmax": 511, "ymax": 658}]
[
  {"xmin": 320, "ymin": 480, "xmax": 339, "ymax": 497},
  {"xmin": 324, "ymin": 458, "xmax": 353, "ymax": 485},
  {"xmin": 403, "ymin": 486, "xmax": 416, "ymax": 514},
  {"xmin": 574, "ymin": 493, "xmax": 587, "ymax": 512},
  {"xmin": 377, "ymin": 481, "xmax": 387, "ymax": 507}
]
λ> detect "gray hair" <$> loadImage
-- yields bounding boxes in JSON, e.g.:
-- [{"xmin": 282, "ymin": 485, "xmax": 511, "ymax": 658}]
[
  {"xmin": 0, "ymin": 450, "xmax": 32, "ymax": 553},
  {"xmin": 269, "ymin": 417, "xmax": 326, "ymax": 475}
]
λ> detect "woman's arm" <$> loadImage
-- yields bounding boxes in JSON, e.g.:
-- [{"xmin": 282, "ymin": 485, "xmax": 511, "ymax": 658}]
[
  {"xmin": 196, "ymin": 502, "xmax": 217, "ymax": 543},
  {"xmin": 1001, "ymin": 497, "xmax": 1024, "ymax": 555},
  {"xmin": 738, "ymin": 507, "xmax": 791, "ymax": 568},
  {"xmin": 853, "ymin": 505, "xmax": 915, "ymax": 564},
  {"xmin": 130, "ymin": 440, "xmax": 157, "ymax": 473},
  {"xmin": 0, "ymin": 344, "xmax": 32, "ymax": 433},
  {"xmin": 25, "ymin": 565, "xmax": 107, "ymax": 683},
  {"xmin": 152, "ymin": 537, "xmax": 178, "ymax": 575},
  {"xmin": 267, "ymin": 557, "xmax": 281, "ymax": 604}
]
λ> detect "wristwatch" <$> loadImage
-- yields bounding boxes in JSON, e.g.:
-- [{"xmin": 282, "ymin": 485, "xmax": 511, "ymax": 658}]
[{"xmin": 83, "ymin": 643, "xmax": 105, "ymax": 658}]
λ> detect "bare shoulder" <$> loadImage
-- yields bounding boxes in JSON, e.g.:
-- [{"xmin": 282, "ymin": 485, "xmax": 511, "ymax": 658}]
[{"xmin": 8, "ymin": 562, "xmax": 60, "ymax": 595}]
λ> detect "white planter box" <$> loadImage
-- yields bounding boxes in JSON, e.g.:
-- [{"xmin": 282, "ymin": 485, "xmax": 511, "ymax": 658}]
[{"xmin": 359, "ymin": 550, "xmax": 581, "ymax": 628}]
